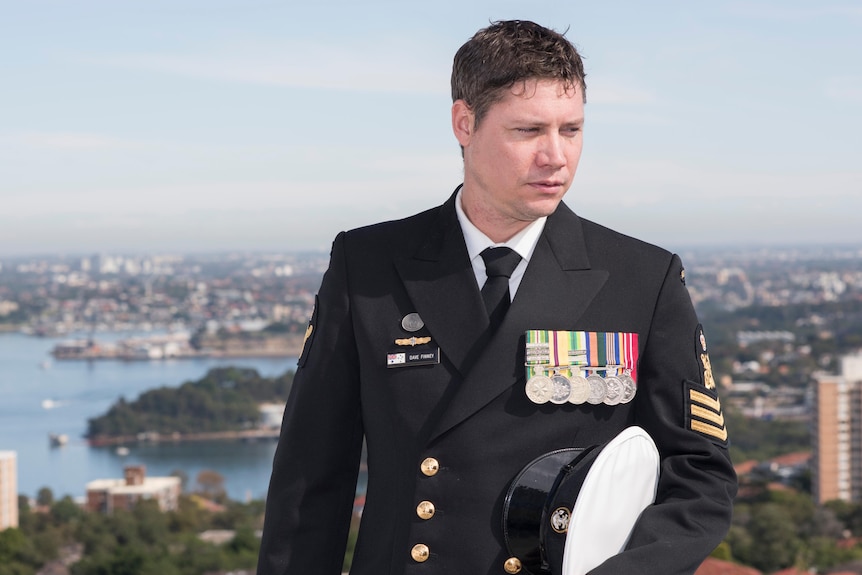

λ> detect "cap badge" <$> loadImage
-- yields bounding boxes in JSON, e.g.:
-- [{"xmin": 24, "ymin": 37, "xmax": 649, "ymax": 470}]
[{"xmin": 401, "ymin": 313, "xmax": 424, "ymax": 332}]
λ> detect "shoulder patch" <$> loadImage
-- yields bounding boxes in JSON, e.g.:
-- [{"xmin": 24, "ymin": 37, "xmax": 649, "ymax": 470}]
[
  {"xmin": 695, "ymin": 324, "xmax": 715, "ymax": 390},
  {"xmin": 685, "ymin": 379, "xmax": 728, "ymax": 446},
  {"xmin": 680, "ymin": 268, "xmax": 686, "ymax": 285},
  {"xmin": 297, "ymin": 295, "xmax": 319, "ymax": 368}
]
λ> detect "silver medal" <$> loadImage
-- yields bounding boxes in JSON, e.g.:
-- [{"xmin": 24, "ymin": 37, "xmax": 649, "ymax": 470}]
[
  {"xmin": 586, "ymin": 374, "xmax": 607, "ymax": 405},
  {"xmin": 550, "ymin": 374, "xmax": 572, "ymax": 404},
  {"xmin": 525, "ymin": 375, "xmax": 554, "ymax": 404},
  {"xmin": 620, "ymin": 374, "xmax": 637, "ymax": 403},
  {"xmin": 603, "ymin": 376, "xmax": 623, "ymax": 406},
  {"xmin": 567, "ymin": 373, "xmax": 590, "ymax": 405}
]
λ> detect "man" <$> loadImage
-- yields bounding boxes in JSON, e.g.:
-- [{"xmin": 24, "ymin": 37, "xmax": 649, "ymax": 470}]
[{"xmin": 258, "ymin": 20, "xmax": 736, "ymax": 575}]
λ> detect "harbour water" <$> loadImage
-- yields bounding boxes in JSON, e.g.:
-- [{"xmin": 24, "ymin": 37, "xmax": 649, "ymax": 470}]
[{"xmin": 0, "ymin": 331, "xmax": 337, "ymax": 502}]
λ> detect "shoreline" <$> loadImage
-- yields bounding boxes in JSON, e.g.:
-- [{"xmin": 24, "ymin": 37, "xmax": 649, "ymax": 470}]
[
  {"xmin": 50, "ymin": 332, "xmax": 305, "ymax": 361},
  {"xmin": 88, "ymin": 428, "xmax": 282, "ymax": 447},
  {"xmin": 52, "ymin": 349, "xmax": 302, "ymax": 361}
]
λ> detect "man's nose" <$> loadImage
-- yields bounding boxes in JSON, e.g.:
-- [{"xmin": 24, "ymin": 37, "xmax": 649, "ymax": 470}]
[{"xmin": 536, "ymin": 135, "xmax": 566, "ymax": 168}]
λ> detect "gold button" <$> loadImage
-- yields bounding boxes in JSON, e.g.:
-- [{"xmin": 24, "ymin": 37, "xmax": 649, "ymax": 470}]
[
  {"xmin": 503, "ymin": 556, "xmax": 522, "ymax": 574},
  {"xmin": 420, "ymin": 457, "xmax": 439, "ymax": 476},
  {"xmin": 416, "ymin": 500, "xmax": 435, "ymax": 520},
  {"xmin": 411, "ymin": 543, "xmax": 430, "ymax": 563}
]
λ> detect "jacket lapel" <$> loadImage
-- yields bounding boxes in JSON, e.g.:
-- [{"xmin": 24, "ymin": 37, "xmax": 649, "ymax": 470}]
[
  {"xmin": 394, "ymin": 194, "xmax": 490, "ymax": 378},
  {"xmin": 428, "ymin": 202, "xmax": 609, "ymax": 442}
]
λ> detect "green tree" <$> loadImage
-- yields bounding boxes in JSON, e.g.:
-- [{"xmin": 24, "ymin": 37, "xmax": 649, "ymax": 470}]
[
  {"xmin": 168, "ymin": 495, "xmax": 211, "ymax": 533},
  {"xmin": 801, "ymin": 536, "xmax": 862, "ymax": 572},
  {"xmin": 51, "ymin": 496, "xmax": 84, "ymax": 523},
  {"xmin": 36, "ymin": 487, "xmax": 54, "ymax": 507},
  {"xmin": 16, "ymin": 495, "xmax": 29, "ymax": 515},
  {"xmin": 746, "ymin": 503, "xmax": 802, "ymax": 572},
  {"xmin": 826, "ymin": 499, "xmax": 862, "ymax": 536},
  {"xmin": 86, "ymin": 367, "xmax": 294, "ymax": 438},
  {"xmin": 0, "ymin": 528, "xmax": 27, "ymax": 562},
  {"xmin": 724, "ymin": 524, "xmax": 753, "ymax": 567},
  {"xmin": 132, "ymin": 499, "xmax": 169, "ymax": 547},
  {"xmin": 195, "ymin": 469, "xmax": 226, "ymax": 502},
  {"xmin": 173, "ymin": 535, "xmax": 222, "ymax": 574}
]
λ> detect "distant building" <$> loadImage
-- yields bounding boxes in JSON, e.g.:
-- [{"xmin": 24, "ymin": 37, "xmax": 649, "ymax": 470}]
[
  {"xmin": 0, "ymin": 300, "xmax": 19, "ymax": 316},
  {"xmin": 813, "ymin": 353, "xmax": 862, "ymax": 504},
  {"xmin": 86, "ymin": 465, "xmax": 180, "ymax": 514},
  {"xmin": 0, "ymin": 451, "xmax": 18, "ymax": 530},
  {"xmin": 259, "ymin": 403, "xmax": 286, "ymax": 429},
  {"xmin": 736, "ymin": 330, "xmax": 795, "ymax": 347}
]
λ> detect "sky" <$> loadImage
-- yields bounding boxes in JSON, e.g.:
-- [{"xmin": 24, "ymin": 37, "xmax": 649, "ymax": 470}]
[{"xmin": 2, "ymin": 1, "xmax": 861, "ymax": 256}]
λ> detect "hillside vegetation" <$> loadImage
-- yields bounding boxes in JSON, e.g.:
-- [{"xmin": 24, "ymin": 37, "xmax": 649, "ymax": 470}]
[{"xmin": 86, "ymin": 367, "xmax": 294, "ymax": 439}]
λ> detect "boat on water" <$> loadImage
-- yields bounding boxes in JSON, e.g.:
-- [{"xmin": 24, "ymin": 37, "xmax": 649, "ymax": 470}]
[
  {"xmin": 49, "ymin": 433, "xmax": 69, "ymax": 447},
  {"xmin": 50, "ymin": 332, "xmax": 201, "ymax": 360}
]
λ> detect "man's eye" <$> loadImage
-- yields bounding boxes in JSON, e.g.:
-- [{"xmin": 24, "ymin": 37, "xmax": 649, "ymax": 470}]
[{"xmin": 516, "ymin": 127, "xmax": 539, "ymax": 133}]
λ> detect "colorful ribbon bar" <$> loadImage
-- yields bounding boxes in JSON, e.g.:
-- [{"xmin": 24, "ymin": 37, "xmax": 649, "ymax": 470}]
[{"xmin": 524, "ymin": 330, "xmax": 639, "ymax": 383}]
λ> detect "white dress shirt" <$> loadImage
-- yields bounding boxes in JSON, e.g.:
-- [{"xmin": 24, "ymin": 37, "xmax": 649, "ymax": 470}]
[{"xmin": 454, "ymin": 188, "xmax": 547, "ymax": 301}]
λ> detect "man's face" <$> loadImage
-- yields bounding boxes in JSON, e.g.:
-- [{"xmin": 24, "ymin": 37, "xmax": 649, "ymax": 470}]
[{"xmin": 453, "ymin": 79, "xmax": 584, "ymax": 241}]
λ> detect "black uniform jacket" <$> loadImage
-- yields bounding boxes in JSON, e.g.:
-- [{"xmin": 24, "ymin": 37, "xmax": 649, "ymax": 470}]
[{"xmin": 258, "ymin": 192, "xmax": 737, "ymax": 575}]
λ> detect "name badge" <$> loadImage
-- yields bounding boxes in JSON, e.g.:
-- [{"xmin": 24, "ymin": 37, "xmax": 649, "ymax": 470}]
[{"xmin": 387, "ymin": 347, "xmax": 441, "ymax": 368}]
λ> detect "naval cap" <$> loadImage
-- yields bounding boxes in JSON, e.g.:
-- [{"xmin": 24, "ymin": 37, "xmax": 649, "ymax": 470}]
[{"xmin": 502, "ymin": 426, "xmax": 660, "ymax": 575}]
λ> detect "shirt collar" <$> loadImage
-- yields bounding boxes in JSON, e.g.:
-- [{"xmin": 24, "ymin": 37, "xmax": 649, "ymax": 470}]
[{"xmin": 455, "ymin": 188, "xmax": 547, "ymax": 264}]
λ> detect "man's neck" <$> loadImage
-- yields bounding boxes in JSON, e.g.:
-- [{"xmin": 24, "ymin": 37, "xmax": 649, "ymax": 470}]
[{"xmin": 459, "ymin": 194, "xmax": 531, "ymax": 244}]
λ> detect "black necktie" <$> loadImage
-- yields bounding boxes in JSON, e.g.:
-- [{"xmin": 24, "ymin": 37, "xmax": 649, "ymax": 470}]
[{"xmin": 480, "ymin": 247, "xmax": 522, "ymax": 332}]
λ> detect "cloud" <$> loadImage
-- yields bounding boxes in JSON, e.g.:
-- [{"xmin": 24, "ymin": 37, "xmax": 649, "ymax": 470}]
[
  {"xmin": 586, "ymin": 109, "xmax": 668, "ymax": 127},
  {"xmin": 567, "ymin": 158, "xmax": 862, "ymax": 248},
  {"xmin": 825, "ymin": 76, "xmax": 862, "ymax": 103},
  {"xmin": 587, "ymin": 78, "xmax": 657, "ymax": 105},
  {"xmin": 17, "ymin": 131, "xmax": 143, "ymax": 151},
  {"xmin": 5, "ymin": 148, "xmax": 461, "ymax": 217},
  {"xmin": 728, "ymin": 3, "xmax": 862, "ymax": 21},
  {"xmin": 575, "ymin": 158, "xmax": 862, "ymax": 206},
  {"xmin": 77, "ymin": 42, "xmax": 450, "ymax": 95}
]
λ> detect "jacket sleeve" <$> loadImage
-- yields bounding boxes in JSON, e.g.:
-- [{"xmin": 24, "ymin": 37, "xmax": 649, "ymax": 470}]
[
  {"xmin": 590, "ymin": 254, "xmax": 737, "ymax": 575},
  {"xmin": 257, "ymin": 232, "xmax": 364, "ymax": 575}
]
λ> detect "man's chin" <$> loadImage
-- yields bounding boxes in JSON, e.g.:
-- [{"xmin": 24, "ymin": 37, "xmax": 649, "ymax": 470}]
[{"xmin": 523, "ymin": 197, "xmax": 565, "ymax": 219}]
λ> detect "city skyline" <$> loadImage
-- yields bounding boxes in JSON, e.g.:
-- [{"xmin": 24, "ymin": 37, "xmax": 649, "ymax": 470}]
[{"xmin": 2, "ymin": 1, "xmax": 861, "ymax": 256}]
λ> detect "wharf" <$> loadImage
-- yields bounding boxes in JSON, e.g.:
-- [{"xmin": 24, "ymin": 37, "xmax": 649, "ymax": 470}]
[{"xmin": 88, "ymin": 428, "xmax": 281, "ymax": 447}]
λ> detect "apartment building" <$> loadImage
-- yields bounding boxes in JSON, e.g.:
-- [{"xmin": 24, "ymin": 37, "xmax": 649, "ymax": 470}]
[
  {"xmin": 813, "ymin": 354, "xmax": 862, "ymax": 504},
  {"xmin": 0, "ymin": 451, "xmax": 18, "ymax": 530},
  {"xmin": 86, "ymin": 465, "xmax": 181, "ymax": 514}
]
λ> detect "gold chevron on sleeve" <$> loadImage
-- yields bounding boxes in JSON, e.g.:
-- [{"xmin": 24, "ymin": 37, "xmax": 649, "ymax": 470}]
[
  {"xmin": 691, "ymin": 404, "xmax": 725, "ymax": 427},
  {"xmin": 689, "ymin": 389, "xmax": 722, "ymax": 412},
  {"xmin": 691, "ymin": 419, "xmax": 728, "ymax": 442},
  {"xmin": 686, "ymin": 383, "xmax": 728, "ymax": 443}
]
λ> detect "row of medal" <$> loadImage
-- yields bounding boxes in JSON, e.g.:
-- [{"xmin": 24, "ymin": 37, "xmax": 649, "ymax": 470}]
[{"xmin": 525, "ymin": 366, "xmax": 636, "ymax": 406}]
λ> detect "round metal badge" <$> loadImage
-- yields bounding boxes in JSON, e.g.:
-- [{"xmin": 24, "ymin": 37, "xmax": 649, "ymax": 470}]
[
  {"xmin": 567, "ymin": 374, "xmax": 590, "ymax": 405},
  {"xmin": 401, "ymin": 313, "xmax": 425, "ymax": 332},
  {"xmin": 550, "ymin": 374, "xmax": 572, "ymax": 404},
  {"xmin": 525, "ymin": 375, "xmax": 554, "ymax": 404},
  {"xmin": 550, "ymin": 506, "xmax": 571, "ymax": 534},
  {"xmin": 586, "ymin": 375, "xmax": 607, "ymax": 405},
  {"xmin": 620, "ymin": 375, "xmax": 637, "ymax": 403},
  {"xmin": 603, "ymin": 376, "xmax": 623, "ymax": 406}
]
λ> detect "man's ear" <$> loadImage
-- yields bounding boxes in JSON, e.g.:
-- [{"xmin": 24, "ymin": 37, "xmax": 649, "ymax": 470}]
[{"xmin": 451, "ymin": 100, "xmax": 475, "ymax": 148}]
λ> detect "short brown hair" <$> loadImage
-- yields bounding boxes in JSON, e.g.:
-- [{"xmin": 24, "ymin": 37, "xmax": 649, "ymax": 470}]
[{"xmin": 451, "ymin": 20, "xmax": 586, "ymax": 126}]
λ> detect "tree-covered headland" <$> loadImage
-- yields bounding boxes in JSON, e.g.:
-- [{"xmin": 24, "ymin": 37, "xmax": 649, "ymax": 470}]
[{"xmin": 86, "ymin": 367, "xmax": 293, "ymax": 441}]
